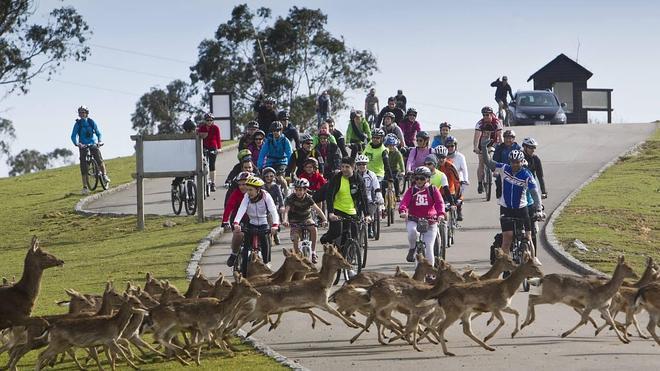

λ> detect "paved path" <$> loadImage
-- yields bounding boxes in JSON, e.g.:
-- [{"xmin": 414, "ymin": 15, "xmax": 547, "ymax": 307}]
[{"xmin": 85, "ymin": 123, "xmax": 659, "ymax": 370}]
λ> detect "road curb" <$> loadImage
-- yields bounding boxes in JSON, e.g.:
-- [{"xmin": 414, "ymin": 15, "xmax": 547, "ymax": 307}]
[
  {"xmin": 542, "ymin": 139, "xmax": 647, "ymax": 277},
  {"xmin": 237, "ymin": 330, "xmax": 310, "ymax": 371}
]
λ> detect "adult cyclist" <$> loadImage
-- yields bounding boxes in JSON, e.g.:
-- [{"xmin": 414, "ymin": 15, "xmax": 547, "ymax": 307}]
[
  {"xmin": 381, "ymin": 112, "xmax": 406, "ymax": 149},
  {"xmin": 399, "ymin": 108, "xmax": 421, "ymax": 149},
  {"xmin": 473, "ymin": 106, "xmax": 503, "ymax": 194},
  {"xmin": 258, "ymin": 121, "xmax": 293, "ymax": 192},
  {"xmin": 445, "ymin": 136, "xmax": 468, "ymax": 220},
  {"xmin": 198, "ymin": 112, "xmax": 222, "ymax": 191},
  {"xmin": 490, "ymin": 76, "xmax": 514, "ymax": 120},
  {"xmin": 71, "ymin": 105, "xmax": 110, "ymax": 194},
  {"xmin": 376, "ymin": 97, "xmax": 405, "ymax": 128},
  {"xmin": 493, "ymin": 129, "xmax": 521, "ymax": 198},
  {"xmin": 521, "ymin": 137, "xmax": 547, "ymax": 200},
  {"xmin": 280, "ymin": 110, "xmax": 300, "ymax": 150},
  {"xmin": 355, "ymin": 154, "xmax": 383, "ymax": 238},
  {"xmin": 346, "ymin": 110, "xmax": 371, "ymax": 157},
  {"xmin": 481, "ymin": 138, "xmax": 543, "ymax": 260},
  {"xmin": 399, "ymin": 166, "xmax": 446, "ymax": 263},
  {"xmin": 364, "ymin": 88, "xmax": 380, "ymax": 127},
  {"xmin": 363, "ymin": 128, "xmax": 393, "ymax": 192},
  {"xmin": 406, "ymin": 131, "xmax": 431, "ymax": 174},
  {"xmin": 434, "ymin": 146, "xmax": 463, "ymax": 220},
  {"xmin": 431, "ymin": 122, "xmax": 452, "ymax": 148}
]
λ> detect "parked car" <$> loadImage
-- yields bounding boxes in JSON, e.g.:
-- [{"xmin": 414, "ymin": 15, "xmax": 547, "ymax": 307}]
[{"xmin": 509, "ymin": 90, "xmax": 567, "ymax": 125}]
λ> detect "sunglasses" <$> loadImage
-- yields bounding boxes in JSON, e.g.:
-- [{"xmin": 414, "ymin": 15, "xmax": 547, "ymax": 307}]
[
  {"xmin": 446, "ymin": 144, "xmax": 455, "ymax": 147},
  {"xmin": 415, "ymin": 176, "xmax": 427, "ymax": 181},
  {"xmin": 416, "ymin": 139, "xmax": 425, "ymax": 142},
  {"xmin": 255, "ymin": 137, "xmax": 264, "ymax": 140},
  {"xmin": 294, "ymin": 187, "xmax": 307, "ymax": 190},
  {"xmin": 482, "ymin": 113, "xmax": 491, "ymax": 117},
  {"xmin": 424, "ymin": 162, "xmax": 434, "ymax": 166}
]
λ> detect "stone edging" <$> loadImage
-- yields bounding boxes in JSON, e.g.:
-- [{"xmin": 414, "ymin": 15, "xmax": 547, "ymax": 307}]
[
  {"xmin": 542, "ymin": 140, "xmax": 647, "ymax": 277},
  {"xmin": 237, "ymin": 329, "xmax": 310, "ymax": 371},
  {"xmin": 74, "ymin": 181, "xmax": 137, "ymax": 217}
]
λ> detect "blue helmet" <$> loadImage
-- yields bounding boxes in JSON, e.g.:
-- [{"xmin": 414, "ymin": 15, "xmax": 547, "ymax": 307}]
[{"xmin": 384, "ymin": 133, "xmax": 399, "ymax": 146}]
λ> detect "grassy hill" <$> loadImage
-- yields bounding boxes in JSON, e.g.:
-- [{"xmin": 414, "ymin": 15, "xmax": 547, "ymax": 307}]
[{"xmin": 0, "ymin": 157, "xmax": 284, "ymax": 370}]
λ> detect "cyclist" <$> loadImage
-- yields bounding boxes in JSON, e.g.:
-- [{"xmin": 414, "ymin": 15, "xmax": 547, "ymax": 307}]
[
  {"xmin": 522, "ymin": 137, "xmax": 547, "ymax": 200},
  {"xmin": 287, "ymin": 134, "xmax": 317, "ymax": 178},
  {"xmin": 346, "ymin": 110, "xmax": 371, "ymax": 157},
  {"xmin": 406, "ymin": 131, "xmax": 431, "ymax": 174},
  {"xmin": 312, "ymin": 120, "xmax": 338, "ymax": 146},
  {"xmin": 376, "ymin": 97, "xmax": 406, "ymax": 128},
  {"xmin": 355, "ymin": 154, "xmax": 384, "ymax": 238},
  {"xmin": 314, "ymin": 128, "xmax": 342, "ymax": 180},
  {"xmin": 71, "ymin": 105, "xmax": 110, "ymax": 194},
  {"xmin": 395, "ymin": 89, "xmax": 407, "ymax": 111},
  {"xmin": 262, "ymin": 167, "xmax": 285, "ymax": 245},
  {"xmin": 381, "ymin": 112, "xmax": 406, "ymax": 150},
  {"xmin": 316, "ymin": 90, "xmax": 332, "ymax": 126},
  {"xmin": 325, "ymin": 117, "xmax": 348, "ymax": 157},
  {"xmin": 172, "ymin": 119, "xmax": 197, "ymax": 188},
  {"xmin": 444, "ymin": 138, "xmax": 468, "ymax": 221},
  {"xmin": 399, "ymin": 166, "xmax": 446, "ymax": 263},
  {"xmin": 473, "ymin": 106, "xmax": 503, "ymax": 194},
  {"xmin": 364, "ymin": 88, "xmax": 380, "ymax": 127},
  {"xmin": 222, "ymin": 171, "xmax": 253, "ymax": 267},
  {"xmin": 431, "ymin": 122, "xmax": 452, "ymax": 148},
  {"xmin": 247, "ymin": 130, "xmax": 265, "ymax": 165},
  {"xmin": 493, "ymin": 129, "xmax": 521, "ymax": 198},
  {"xmin": 320, "ymin": 157, "xmax": 371, "ymax": 248},
  {"xmin": 254, "ymin": 96, "xmax": 278, "ymax": 133},
  {"xmin": 399, "ymin": 108, "xmax": 421, "ymax": 148},
  {"xmin": 435, "ymin": 146, "xmax": 463, "ymax": 219},
  {"xmin": 481, "ymin": 139, "xmax": 543, "ymax": 258},
  {"xmin": 490, "ymin": 76, "xmax": 514, "ymax": 119},
  {"xmin": 423, "ymin": 155, "xmax": 451, "ymax": 203},
  {"xmin": 283, "ymin": 178, "xmax": 327, "ymax": 263},
  {"xmin": 258, "ymin": 121, "xmax": 293, "ymax": 193},
  {"xmin": 279, "ymin": 110, "xmax": 300, "ymax": 150},
  {"xmin": 238, "ymin": 120, "xmax": 259, "ymax": 150},
  {"xmin": 298, "ymin": 158, "xmax": 327, "ymax": 195},
  {"xmin": 197, "ymin": 112, "xmax": 222, "ymax": 192},
  {"xmin": 384, "ymin": 134, "xmax": 404, "ymax": 197},
  {"xmin": 363, "ymin": 128, "xmax": 393, "ymax": 190},
  {"xmin": 224, "ymin": 149, "xmax": 253, "ymax": 189}
]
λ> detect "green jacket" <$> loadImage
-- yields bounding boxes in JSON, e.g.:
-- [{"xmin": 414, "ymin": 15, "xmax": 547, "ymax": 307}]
[
  {"xmin": 387, "ymin": 147, "xmax": 405, "ymax": 174},
  {"xmin": 312, "ymin": 134, "xmax": 337, "ymax": 147},
  {"xmin": 346, "ymin": 118, "xmax": 372, "ymax": 144}
]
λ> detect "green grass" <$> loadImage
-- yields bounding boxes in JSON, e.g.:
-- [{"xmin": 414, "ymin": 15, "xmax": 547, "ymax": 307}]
[
  {"xmin": 554, "ymin": 126, "xmax": 660, "ymax": 274},
  {"xmin": 0, "ymin": 157, "xmax": 286, "ymax": 370}
]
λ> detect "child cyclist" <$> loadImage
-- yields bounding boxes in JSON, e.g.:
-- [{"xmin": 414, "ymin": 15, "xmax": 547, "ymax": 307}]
[
  {"xmin": 282, "ymin": 178, "xmax": 327, "ymax": 264},
  {"xmin": 262, "ymin": 167, "xmax": 285, "ymax": 245}
]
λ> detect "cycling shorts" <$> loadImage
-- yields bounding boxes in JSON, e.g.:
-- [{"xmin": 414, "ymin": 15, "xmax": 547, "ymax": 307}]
[{"xmin": 499, "ymin": 206, "xmax": 531, "ymax": 232}]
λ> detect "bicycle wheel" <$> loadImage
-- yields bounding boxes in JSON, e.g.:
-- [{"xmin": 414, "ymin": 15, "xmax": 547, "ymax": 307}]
[
  {"xmin": 361, "ymin": 223, "xmax": 369, "ymax": 268},
  {"xmin": 521, "ymin": 240, "xmax": 534, "ymax": 292},
  {"xmin": 373, "ymin": 207, "xmax": 380, "ymax": 241},
  {"xmin": 485, "ymin": 168, "xmax": 493, "ymax": 201},
  {"xmin": 438, "ymin": 223, "xmax": 447, "ymax": 260},
  {"xmin": 415, "ymin": 240, "xmax": 426, "ymax": 258},
  {"xmin": 343, "ymin": 239, "xmax": 362, "ymax": 281},
  {"xmin": 448, "ymin": 209, "xmax": 456, "ymax": 246},
  {"xmin": 171, "ymin": 183, "xmax": 183, "ymax": 215},
  {"xmin": 85, "ymin": 159, "xmax": 99, "ymax": 191},
  {"xmin": 99, "ymin": 171, "xmax": 109, "ymax": 190},
  {"xmin": 184, "ymin": 181, "xmax": 197, "ymax": 215}
]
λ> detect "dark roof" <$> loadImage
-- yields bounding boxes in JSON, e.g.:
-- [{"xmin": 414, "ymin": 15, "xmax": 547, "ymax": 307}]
[{"xmin": 527, "ymin": 53, "xmax": 593, "ymax": 82}]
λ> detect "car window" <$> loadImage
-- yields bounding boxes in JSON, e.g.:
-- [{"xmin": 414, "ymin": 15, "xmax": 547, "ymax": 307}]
[{"xmin": 517, "ymin": 93, "xmax": 558, "ymax": 107}]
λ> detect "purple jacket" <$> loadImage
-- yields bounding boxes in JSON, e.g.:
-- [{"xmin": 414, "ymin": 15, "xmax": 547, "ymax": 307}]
[{"xmin": 398, "ymin": 119, "xmax": 421, "ymax": 147}]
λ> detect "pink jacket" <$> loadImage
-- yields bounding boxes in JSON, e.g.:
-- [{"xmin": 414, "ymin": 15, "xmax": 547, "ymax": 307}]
[
  {"xmin": 406, "ymin": 147, "xmax": 431, "ymax": 172},
  {"xmin": 398, "ymin": 185, "xmax": 445, "ymax": 220}
]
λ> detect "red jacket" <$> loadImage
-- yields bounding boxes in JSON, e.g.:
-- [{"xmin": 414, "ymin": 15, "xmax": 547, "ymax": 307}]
[
  {"xmin": 222, "ymin": 188, "xmax": 244, "ymax": 223},
  {"xmin": 198, "ymin": 123, "xmax": 222, "ymax": 149},
  {"xmin": 299, "ymin": 171, "xmax": 327, "ymax": 192}
]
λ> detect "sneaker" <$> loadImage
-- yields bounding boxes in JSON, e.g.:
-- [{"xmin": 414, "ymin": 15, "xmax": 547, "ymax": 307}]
[
  {"xmin": 210, "ymin": 182, "xmax": 216, "ymax": 192},
  {"xmin": 347, "ymin": 270, "xmax": 357, "ymax": 279},
  {"xmin": 102, "ymin": 174, "xmax": 111, "ymax": 183},
  {"xmin": 226, "ymin": 253, "xmax": 237, "ymax": 267},
  {"xmin": 457, "ymin": 209, "xmax": 463, "ymax": 221},
  {"xmin": 477, "ymin": 182, "xmax": 484, "ymax": 194},
  {"xmin": 311, "ymin": 252, "xmax": 318, "ymax": 264},
  {"xmin": 81, "ymin": 187, "xmax": 90, "ymax": 195},
  {"xmin": 406, "ymin": 248, "xmax": 416, "ymax": 263},
  {"xmin": 273, "ymin": 234, "xmax": 280, "ymax": 245}
]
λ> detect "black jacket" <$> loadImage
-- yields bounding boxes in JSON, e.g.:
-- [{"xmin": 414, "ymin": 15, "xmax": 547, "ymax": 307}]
[
  {"xmin": 326, "ymin": 171, "xmax": 369, "ymax": 218},
  {"xmin": 376, "ymin": 106, "xmax": 405, "ymax": 128},
  {"xmin": 314, "ymin": 142, "xmax": 341, "ymax": 179},
  {"xmin": 331, "ymin": 128, "xmax": 348, "ymax": 157},
  {"xmin": 523, "ymin": 152, "xmax": 547, "ymax": 194},
  {"xmin": 490, "ymin": 79, "xmax": 514, "ymax": 101},
  {"xmin": 254, "ymin": 104, "xmax": 278, "ymax": 133}
]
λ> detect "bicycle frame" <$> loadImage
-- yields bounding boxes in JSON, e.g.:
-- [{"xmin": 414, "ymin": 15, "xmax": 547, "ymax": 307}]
[{"xmin": 237, "ymin": 225, "xmax": 271, "ymax": 276}]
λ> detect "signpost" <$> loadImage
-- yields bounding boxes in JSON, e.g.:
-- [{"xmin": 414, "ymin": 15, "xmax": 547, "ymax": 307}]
[{"xmin": 210, "ymin": 92, "xmax": 234, "ymax": 140}]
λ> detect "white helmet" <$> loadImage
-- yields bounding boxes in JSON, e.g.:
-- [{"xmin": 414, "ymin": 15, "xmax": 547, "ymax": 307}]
[
  {"xmin": 509, "ymin": 150, "xmax": 525, "ymax": 162},
  {"xmin": 355, "ymin": 154, "xmax": 369, "ymax": 164},
  {"xmin": 522, "ymin": 137, "xmax": 538, "ymax": 147},
  {"xmin": 432, "ymin": 145, "xmax": 448, "ymax": 158}
]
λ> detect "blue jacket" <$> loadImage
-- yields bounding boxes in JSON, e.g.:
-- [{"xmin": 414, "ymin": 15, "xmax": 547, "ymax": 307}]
[
  {"xmin": 71, "ymin": 118, "xmax": 102, "ymax": 146},
  {"xmin": 257, "ymin": 134, "xmax": 293, "ymax": 169},
  {"xmin": 431, "ymin": 135, "xmax": 448, "ymax": 149},
  {"xmin": 493, "ymin": 142, "xmax": 521, "ymax": 164}
]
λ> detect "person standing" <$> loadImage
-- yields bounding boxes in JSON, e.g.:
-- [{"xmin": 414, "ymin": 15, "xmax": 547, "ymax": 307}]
[
  {"xmin": 71, "ymin": 105, "xmax": 110, "ymax": 194},
  {"xmin": 316, "ymin": 90, "xmax": 332, "ymax": 126},
  {"xmin": 395, "ymin": 89, "xmax": 407, "ymax": 111},
  {"xmin": 364, "ymin": 88, "xmax": 380, "ymax": 126},
  {"xmin": 198, "ymin": 112, "xmax": 222, "ymax": 191}
]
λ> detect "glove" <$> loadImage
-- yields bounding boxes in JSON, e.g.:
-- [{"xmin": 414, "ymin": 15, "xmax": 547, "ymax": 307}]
[{"xmin": 375, "ymin": 193, "xmax": 384, "ymax": 205}]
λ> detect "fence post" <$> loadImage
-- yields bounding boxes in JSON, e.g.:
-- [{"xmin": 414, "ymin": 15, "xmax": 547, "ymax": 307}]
[
  {"xmin": 135, "ymin": 135, "xmax": 145, "ymax": 230},
  {"xmin": 196, "ymin": 134, "xmax": 205, "ymax": 223}
]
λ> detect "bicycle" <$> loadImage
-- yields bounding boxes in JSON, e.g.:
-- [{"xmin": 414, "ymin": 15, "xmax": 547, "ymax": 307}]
[
  {"xmin": 409, "ymin": 216, "xmax": 443, "ymax": 260},
  {"xmin": 498, "ymin": 102, "xmax": 512, "ymax": 127},
  {"xmin": 384, "ymin": 179, "xmax": 397, "ymax": 227},
  {"xmin": 500, "ymin": 216, "xmax": 535, "ymax": 291},
  {"xmin": 484, "ymin": 147, "xmax": 495, "ymax": 201},
  {"xmin": 369, "ymin": 201, "xmax": 381, "ymax": 241},
  {"xmin": 171, "ymin": 176, "xmax": 198, "ymax": 216},
  {"xmin": 80, "ymin": 143, "xmax": 109, "ymax": 191},
  {"xmin": 366, "ymin": 112, "xmax": 377, "ymax": 130},
  {"xmin": 202, "ymin": 149, "xmax": 215, "ymax": 198},
  {"xmin": 331, "ymin": 215, "xmax": 365, "ymax": 284},
  {"xmin": 434, "ymin": 217, "xmax": 448, "ymax": 261},
  {"xmin": 290, "ymin": 222, "xmax": 317, "ymax": 260},
  {"xmin": 446, "ymin": 203, "xmax": 459, "ymax": 246},
  {"xmin": 234, "ymin": 224, "xmax": 272, "ymax": 277}
]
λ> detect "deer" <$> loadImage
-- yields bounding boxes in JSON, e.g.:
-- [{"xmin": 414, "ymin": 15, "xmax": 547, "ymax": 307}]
[
  {"xmin": 432, "ymin": 252, "xmax": 543, "ymax": 356},
  {"xmin": 0, "ymin": 236, "xmax": 64, "ymax": 331},
  {"xmin": 519, "ymin": 255, "xmax": 636, "ymax": 344},
  {"xmin": 143, "ymin": 272, "xmax": 166, "ymax": 299},
  {"xmin": 633, "ymin": 281, "xmax": 660, "ymax": 346},
  {"xmin": 183, "ymin": 267, "xmax": 214, "ymax": 299},
  {"xmin": 211, "ymin": 272, "xmax": 233, "ymax": 300},
  {"xmin": 247, "ymin": 253, "xmax": 273, "ymax": 277},
  {"xmin": 56, "ymin": 289, "xmax": 101, "ymax": 314}
]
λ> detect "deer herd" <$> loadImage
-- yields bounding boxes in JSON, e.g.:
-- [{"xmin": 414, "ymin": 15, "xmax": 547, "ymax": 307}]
[{"xmin": 1, "ymin": 237, "xmax": 660, "ymax": 370}]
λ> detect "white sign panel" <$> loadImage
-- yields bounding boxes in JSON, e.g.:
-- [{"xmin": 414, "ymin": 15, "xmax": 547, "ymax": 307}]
[
  {"xmin": 211, "ymin": 94, "xmax": 231, "ymax": 117},
  {"xmin": 143, "ymin": 139, "xmax": 196, "ymax": 173},
  {"xmin": 216, "ymin": 119, "xmax": 232, "ymax": 141},
  {"xmin": 581, "ymin": 91, "xmax": 609, "ymax": 109}
]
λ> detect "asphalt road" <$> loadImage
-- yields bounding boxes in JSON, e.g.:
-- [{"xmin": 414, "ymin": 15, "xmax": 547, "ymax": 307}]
[{"xmin": 85, "ymin": 123, "xmax": 659, "ymax": 370}]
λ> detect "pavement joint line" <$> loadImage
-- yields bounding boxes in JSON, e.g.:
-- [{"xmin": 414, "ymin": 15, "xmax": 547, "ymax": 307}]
[{"xmin": 542, "ymin": 139, "xmax": 648, "ymax": 277}]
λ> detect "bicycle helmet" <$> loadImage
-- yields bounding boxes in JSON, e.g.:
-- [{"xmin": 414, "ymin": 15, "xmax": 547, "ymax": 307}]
[
  {"xmin": 300, "ymin": 133, "xmax": 313, "ymax": 143},
  {"xmin": 384, "ymin": 133, "xmax": 399, "ymax": 146},
  {"xmin": 237, "ymin": 149, "xmax": 252, "ymax": 161},
  {"xmin": 383, "ymin": 111, "xmax": 395, "ymax": 119},
  {"xmin": 252, "ymin": 129, "xmax": 265, "ymax": 139},
  {"xmin": 432, "ymin": 145, "xmax": 448, "ymax": 158},
  {"xmin": 77, "ymin": 105, "xmax": 89, "ymax": 113},
  {"xmin": 371, "ymin": 128, "xmax": 385, "ymax": 137},
  {"xmin": 350, "ymin": 110, "xmax": 364, "ymax": 120},
  {"xmin": 406, "ymin": 108, "xmax": 418, "ymax": 117},
  {"xmin": 203, "ymin": 112, "xmax": 214, "ymax": 121},
  {"xmin": 481, "ymin": 106, "xmax": 494, "ymax": 115},
  {"xmin": 355, "ymin": 154, "xmax": 370, "ymax": 164},
  {"xmin": 303, "ymin": 157, "xmax": 319, "ymax": 168},
  {"xmin": 317, "ymin": 128, "xmax": 330, "ymax": 137},
  {"xmin": 503, "ymin": 129, "xmax": 516, "ymax": 138},
  {"xmin": 269, "ymin": 121, "xmax": 283, "ymax": 132},
  {"xmin": 423, "ymin": 155, "xmax": 437, "ymax": 166},
  {"xmin": 277, "ymin": 110, "xmax": 290, "ymax": 120},
  {"xmin": 262, "ymin": 167, "xmax": 276, "ymax": 176},
  {"xmin": 444, "ymin": 136, "xmax": 457, "ymax": 146},
  {"xmin": 439, "ymin": 122, "xmax": 451, "ymax": 130},
  {"xmin": 246, "ymin": 120, "xmax": 259, "ymax": 129},
  {"xmin": 413, "ymin": 166, "xmax": 432, "ymax": 178},
  {"xmin": 508, "ymin": 149, "xmax": 525, "ymax": 162},
  {"xmin": 416, "ymin": 131, "xmax": 430, "ymax": 140},
  {"xmin": 522, "ymin": 137, "xmax": 538, "ymax": 147},
  {"xmin": 293, "ymin": 178, "xmax": 310, "ymax": 188},
  {"xmin": 245, "ymin": 176, "xmax": 265, "ymax": 188},
  {"xmin": 235, "ymin": 171, "xmax": 253, "ymax": 182},
  {"xmin": 182, "ymin": 119, "xmax": 196, "ymax": 132},
  {"xmin": 264, "ymin": 97, "xmax": 275, "ymax": 104}
]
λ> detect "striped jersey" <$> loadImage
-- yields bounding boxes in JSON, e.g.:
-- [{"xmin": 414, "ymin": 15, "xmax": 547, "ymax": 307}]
[{"xmin": 494, "ymin": 163, "xmax": 537, "ymax": 209}]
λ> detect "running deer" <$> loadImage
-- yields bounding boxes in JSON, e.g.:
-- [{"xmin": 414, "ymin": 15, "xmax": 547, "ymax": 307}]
[
  {"xmin": 633, "ymin": 281, "xmax": 660, "ymax": 346},
  {"xmin": 248, "ymin": 248, "xmax": 313, "ymax": 287},
  {"xmin": 247, "ymin": 253, "xmax": 273, "ymax": 277},
  {"xmin": 433, "ymin": 252, "xmax": 543, "ymax": 356},
  {"xmin": 519, "ymin": 255, "xmax": 636, "ymax": 344},
  {"xmin": 0, "ymin": 236, "xmax": 64, "ymax": 331},
  {"xmin": 144, "ymin": 272, "xmax": 165, "ymax": 299},
  {"xmin": 464, "ymin": 248, "xmax": 518, "ymax": 282},
  {"xmin": 184, "ymin": 267, "xmax": 214, "ymax": 299},
  {"xmin": 211, "ymin": 273, "xmax": 233, "ymax": 300},
  {"xmin": 35, "ymin": 293, "xmax": 148, "ymax": 371},
  {"xmin": 57, "ymin": 289, "xmax": 100, "ymax": 314}
]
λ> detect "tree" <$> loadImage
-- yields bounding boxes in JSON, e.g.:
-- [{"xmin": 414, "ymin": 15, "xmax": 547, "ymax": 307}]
[
  {"xmin": 0, "ymin": 118, "xmax": 15, "ymax": 159},
  {"xmin": 7, "ymin": 147, "xmax": 73, "ymax": 176},
  {"xmin": 0, "ymin": 0, "xmax": 91, "ymax": 95},
  {"xmin": 130, "ymin": 79, "xmax": 199, "ymax": 134},
  {"xmin": 189, "ymin": 4, "xmax": 378, "ymax": 131}
]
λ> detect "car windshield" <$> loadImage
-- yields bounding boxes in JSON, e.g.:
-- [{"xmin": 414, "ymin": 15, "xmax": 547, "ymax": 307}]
[{"xmin": 516, "ymin": 93, "xmax": 558, "ymax": 107}]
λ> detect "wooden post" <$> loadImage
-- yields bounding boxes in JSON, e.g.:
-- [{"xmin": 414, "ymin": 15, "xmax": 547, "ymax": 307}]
[
  {"xmin": 195, "ymin": 134, "xmax": 205, "ymax": 222},
  {"xmin": 607, "ymin": 90, "xmax": 612, "ymax": 124},
  {"xmin": 135, "ymin": 136, "xmax": 145, "ymax": 230}
]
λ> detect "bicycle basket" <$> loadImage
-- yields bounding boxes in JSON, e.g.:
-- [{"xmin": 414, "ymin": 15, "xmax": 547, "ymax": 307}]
[{"xmin": 416, "ymin": 218, "xmax": 429, "ymax": 233}]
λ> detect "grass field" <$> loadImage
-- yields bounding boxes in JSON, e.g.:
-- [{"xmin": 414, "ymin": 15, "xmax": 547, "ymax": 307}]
[
  {"xmin": 0, "ymin": 155, "xmax": 285, "ymax": 370},
  {"xmin": 554, "ymin": 126, "xmax": 659, "ymax": 273}
]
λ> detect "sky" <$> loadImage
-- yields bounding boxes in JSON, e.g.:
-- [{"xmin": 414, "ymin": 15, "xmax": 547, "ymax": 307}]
[{"xmin": 1, "ymin": 0, "xmax": 659, "ymax": 176}]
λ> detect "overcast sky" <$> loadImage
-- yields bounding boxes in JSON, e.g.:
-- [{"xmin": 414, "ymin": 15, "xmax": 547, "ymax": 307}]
[{"xmin": 1, "ymin": 0, "xmax": 658, "ymax": 176}]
